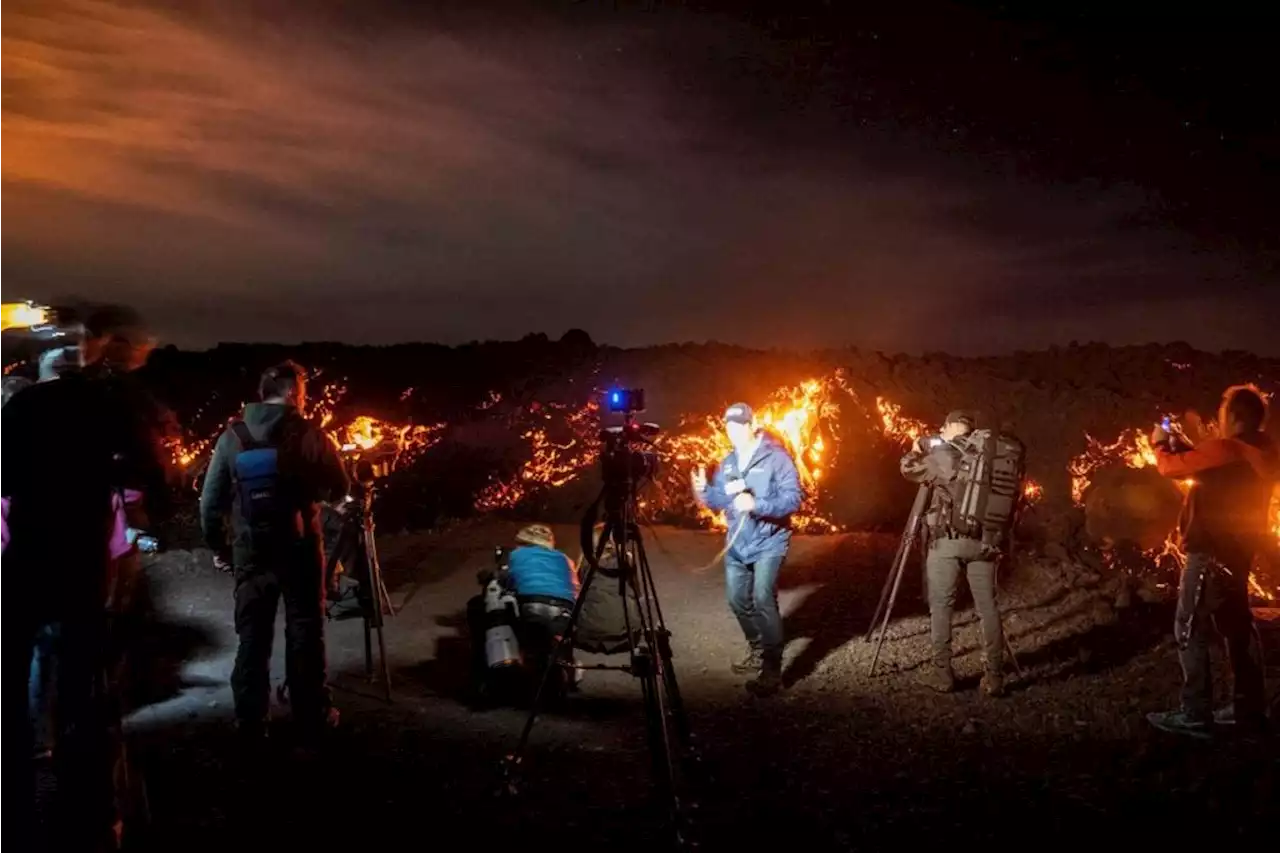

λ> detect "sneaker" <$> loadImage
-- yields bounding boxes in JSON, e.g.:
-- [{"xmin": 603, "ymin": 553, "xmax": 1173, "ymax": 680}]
[
  {"xmin": 746, "ymin": 667, "xmax": 783, "ymax": 697},
  {"xmin": 1214, "ymin": 705, "xmax": 1237, "ymax": 725},
  {"xmin": 980, "ymin": 670, "xmax": 1005, "ymax": 698},
  {"xmin": 919, "ymin": 664, "xmax": 955, "ymax": 693},
  {"xmin": 1146, "ymin": 709, "xmax": 1211, "ymax": 740},
  {"xmin": 730, "ymin": 647, "xmax": 763, "ymax": 675}
]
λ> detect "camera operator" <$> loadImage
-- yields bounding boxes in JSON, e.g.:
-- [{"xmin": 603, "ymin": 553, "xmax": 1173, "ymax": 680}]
[
  {"xmin": 899, "ymin": 410, "xmax": 1007, "ymax": 697},
  {"xmin": 692, "ymin": 403, "xmax": 803, "ymax": 697},
  {"xmin": 200, "ymin": 361, "xmax": 349, "ymax": 749},
  {"xmin": 1146, "ymin": 386, "xmax": 1275, "ymax": 738},
  {"xmin": 469, "ymin": 524, "xmax": 579, "ymax": 692}
]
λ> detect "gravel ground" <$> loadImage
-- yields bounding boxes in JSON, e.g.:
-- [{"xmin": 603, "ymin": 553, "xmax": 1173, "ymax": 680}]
[{"xmin": 102, "ymin": 522, "xmax": 1279, "ymax": 850}]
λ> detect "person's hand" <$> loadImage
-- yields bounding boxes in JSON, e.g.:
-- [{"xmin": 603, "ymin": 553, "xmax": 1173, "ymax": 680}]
[
  {"xmin": 912, "ymin": 436, "xmax": 926, "ymax": 454},
  {"xmin": 1150, "ymin": 424, "xmax": 1169, "ymax": 447},
  {"xmin": 732, "ymin": 492, "xmax": 755, "ymax": 514},
  {"xmin": 724, "ymin": 478, "xmax": 746, "ymax": 496},
  {"xmin": 213, "ymin": 553, "xmax": 232, "ymax": 574},
  {"xmin": 690, "ymin": 466, "xmax": 707, "ymax": 493}
]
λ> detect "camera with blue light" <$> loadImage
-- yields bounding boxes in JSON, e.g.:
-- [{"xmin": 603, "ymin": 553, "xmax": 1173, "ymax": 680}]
[{"xmin": 606, "ymin": 388, "xmax": 645, "ymax": 414}]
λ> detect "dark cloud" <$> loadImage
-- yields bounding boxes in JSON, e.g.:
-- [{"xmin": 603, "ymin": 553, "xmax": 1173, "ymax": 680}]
[{"xmin": 3, "ymin": 0, "xmax": 1276, "ymax": 354}]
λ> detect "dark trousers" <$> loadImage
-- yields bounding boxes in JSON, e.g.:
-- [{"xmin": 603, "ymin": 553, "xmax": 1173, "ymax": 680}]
[
  {"xmin": 467, "ymin": 594, "xmax": 573, "ymax": 687},
  {"xmin": 9, "ymin": 611, "xmax": 117, "ymax": 850},
  {"xmin": 1175, "ymin": 551, "xmax": 1266, "ymax": 723},
  {"xmin": 232, "ymin": 557, "xmax": 330, "ymax": 730},
  {"xmin": 725, "ymin": 551, "xmax": 786, "ymax": 669}
]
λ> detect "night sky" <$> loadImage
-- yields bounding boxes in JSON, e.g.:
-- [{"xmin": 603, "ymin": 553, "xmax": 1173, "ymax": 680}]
[{"xmin": 4, "ymin": 1, "xmax": 1277, "ymax": 354}]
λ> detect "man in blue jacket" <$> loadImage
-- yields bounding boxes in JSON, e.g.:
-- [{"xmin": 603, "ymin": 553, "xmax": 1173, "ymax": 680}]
[{"xmin": 693, "ymin": 403, "xmax": 804, "ymax": 696}]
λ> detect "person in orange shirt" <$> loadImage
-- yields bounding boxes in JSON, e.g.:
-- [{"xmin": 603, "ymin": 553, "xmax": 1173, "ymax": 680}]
[{"xmin": 1146, "ymin": 385, "xmax": 1276, "ymax": 738}]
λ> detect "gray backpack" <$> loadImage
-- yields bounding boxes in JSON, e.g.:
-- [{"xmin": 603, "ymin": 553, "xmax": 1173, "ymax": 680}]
[{"xmin": 948, "ymin": 429, "xmax": 1027, "ymax": 550}]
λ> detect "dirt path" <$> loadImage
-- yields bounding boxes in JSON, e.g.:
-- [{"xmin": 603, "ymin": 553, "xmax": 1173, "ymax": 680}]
[{"xmin": 123, "ymin": 522, "xmax": 1278, "ymax": 850}]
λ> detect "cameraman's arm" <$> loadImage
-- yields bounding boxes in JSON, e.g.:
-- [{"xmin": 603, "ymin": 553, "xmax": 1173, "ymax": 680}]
[
  {"xmin": 900, "ymin": 443, "xmax": 962, "ymax": 485},
  {"xmin": 200, "ymin": 431, "xmax": 234, "ymax": 552},
  {"xmin": 753, "ymin": 449, "xmax": 803, "ymax": 518}
]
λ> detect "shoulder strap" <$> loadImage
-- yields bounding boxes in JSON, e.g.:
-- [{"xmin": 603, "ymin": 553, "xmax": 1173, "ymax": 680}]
[{"xmin": 230, "ymin": 421, "xmax": 261, "ymax": 451}]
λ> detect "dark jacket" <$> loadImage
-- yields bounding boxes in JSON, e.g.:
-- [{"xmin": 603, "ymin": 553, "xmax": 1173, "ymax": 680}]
[
  {"xmin": 1155, "ymin": 431, "xmax": 1278, "ymax": 562},
  {"xmin": 2, "ymin": 374, "xmax": 125, "ymax": 619},
  {"xmin": 80, "ymin": 363, "xmax": 179, "ymax": 523},
  {"xmin": 200, "ymin": 402, "xmax": 349, "ymax": 569},
  {"xmin": 899, "ymin": 437, "xmax": 969, "ymax": 538},
  {"xmin": 699, "ymin": 432, "xmax": 803, "ymax": 561}
]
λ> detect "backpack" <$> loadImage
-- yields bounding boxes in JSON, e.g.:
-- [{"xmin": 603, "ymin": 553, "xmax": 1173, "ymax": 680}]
[
  {"xmin": 947, "ymin": 428, "xmax": 1027, "ymax": 551},
  {"xmin": 230, "ymin": 420, "xmax": 294, "ymax": 539}
]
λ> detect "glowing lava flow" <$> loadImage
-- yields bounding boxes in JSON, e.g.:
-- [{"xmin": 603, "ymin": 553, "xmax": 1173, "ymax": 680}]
[
  {"xmin": 473, "ymin": 400, "xmax": 602, "ymax": 511},
  {"xmin": 659, "ymin": 374, "xmax": 851, "ymax": 532}
]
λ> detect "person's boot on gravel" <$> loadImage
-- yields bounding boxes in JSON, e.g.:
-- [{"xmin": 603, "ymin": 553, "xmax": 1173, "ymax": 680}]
[
  {"xmin": 731, "ymin": 646, "xmax": 762, "ymax": 675},
  {"xmin": 919, "ymin": 662, "xmax": 955, "ymax": 693},
  {"xmin": 746, "ymin": 658, "xmax": 783, "ymax": 697},
  {"xmin": 980, "ymin": 668, "xmax": 1005, "ymax": 697},
  {"xmin": 1146, "ymin": 709, "xmax": 1211, "ymax": 740}
]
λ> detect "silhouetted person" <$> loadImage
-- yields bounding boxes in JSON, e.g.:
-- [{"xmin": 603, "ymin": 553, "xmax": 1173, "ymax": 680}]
[
  {"xmin": 201, "ymin": 361, "xmax": 349, "ymax": 746},
  {"xmin": 693, "ymin": 403, "xmax": 803, "ymax": 697},
  {"xmin": 1147, "ymin": 386, "xmax": 1275, "ymax": 737},
  {"xmin": 3, "ymin": 310, "xmax": 170, "ymax": 851}
]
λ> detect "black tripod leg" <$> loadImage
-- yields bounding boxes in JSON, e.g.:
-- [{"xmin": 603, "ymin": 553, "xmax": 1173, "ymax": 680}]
[
  {"xmin": 363, "ymin": 529, "xmax": 393, "ymax": 702},
  {"xmin": 866, "ymin": 519, "xmax": 912, "ymax": 643},
  {"xmin": 869, "ymin": 519, "xmax": 920, "ymax": 677},
  {"xmin": 636, "ymin": 648, "xmax": 679, "ymax": 838},
  {"xmin": 504, "ymin": 563, "xmax": 600, "ymax": 779},
  {"xmin": 866, "ymin": 484, "xmax": 928, "ymax": 643}
]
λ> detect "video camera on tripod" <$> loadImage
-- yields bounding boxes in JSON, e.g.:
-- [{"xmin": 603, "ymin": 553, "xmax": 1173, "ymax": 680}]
[{"xmin": 502, "ymin": 387, "xmax": 700, "ymax": 845}]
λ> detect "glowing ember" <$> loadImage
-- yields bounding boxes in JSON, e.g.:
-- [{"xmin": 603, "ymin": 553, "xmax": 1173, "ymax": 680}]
[
  {"xmin": 474, "ymin": 399, "xmax": 601, "ymax": 511},
  {"xmin": 876, "ymin": 397, "xmax": 930, "ymax": 446},
  {"xmin": 334, "ymin": 415, "xmax": 445, "ymax": 468},
  {"xmin": 1022, "ymin": 480, "xmax": 1044, "ymax": 504}
]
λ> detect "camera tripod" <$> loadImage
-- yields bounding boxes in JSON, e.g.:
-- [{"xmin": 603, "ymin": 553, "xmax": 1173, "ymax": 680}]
[
  {"xmin": 500, "ymin": 474, "xmax": 698, "ymax": 846},
  {"xmin": 865, "ymin": 484, "xmax": 1022, "ymax": 678},
  {"xmin": 325, "ymin": 481, "xmax": 395, "ymax": 701}
]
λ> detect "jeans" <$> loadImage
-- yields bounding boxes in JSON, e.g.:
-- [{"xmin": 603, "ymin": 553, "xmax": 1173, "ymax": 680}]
[
  {"xmin": 925, "ymin": 536, "xmax": 1003, "ymax": 671},
  {"xmin": 725, "ymin": 552, "xmax": 786, "ymax": 668},
  {"xmin": 1174, "ymin": 551, "xmax": 1266, "ymax": 723},
  {"xmin": 29, "ymin": 622, "xmax": 59, "ymax": 753}
]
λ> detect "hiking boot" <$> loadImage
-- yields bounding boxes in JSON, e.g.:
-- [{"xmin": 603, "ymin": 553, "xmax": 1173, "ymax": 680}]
[
  {"xmin": 1146, "ymin": 709, "xmax": 1211, "ymax": 740},
  {"xmin": 919, "ymin": 664, "xmax": 955, "ymax": 693},
  {"xmin": 1214, "ymin": 705, "xmax": 1270, "ymax": 734},
  {"xmin": 746, "ymin": 665, "xmax": 783, "ymax": 697},
  {"xmin": 980, "ymin": 669, "xmax": 1005, "ymax": 697},
  {"xmin": 730, "ymin": 647, "xmax": 763, "ymax": 675}
]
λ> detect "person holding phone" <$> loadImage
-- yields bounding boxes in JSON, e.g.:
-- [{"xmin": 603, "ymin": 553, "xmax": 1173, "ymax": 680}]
[{"xmin": 1146, "ymin": 386, "xmax": 1276, "ymax": 737}]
